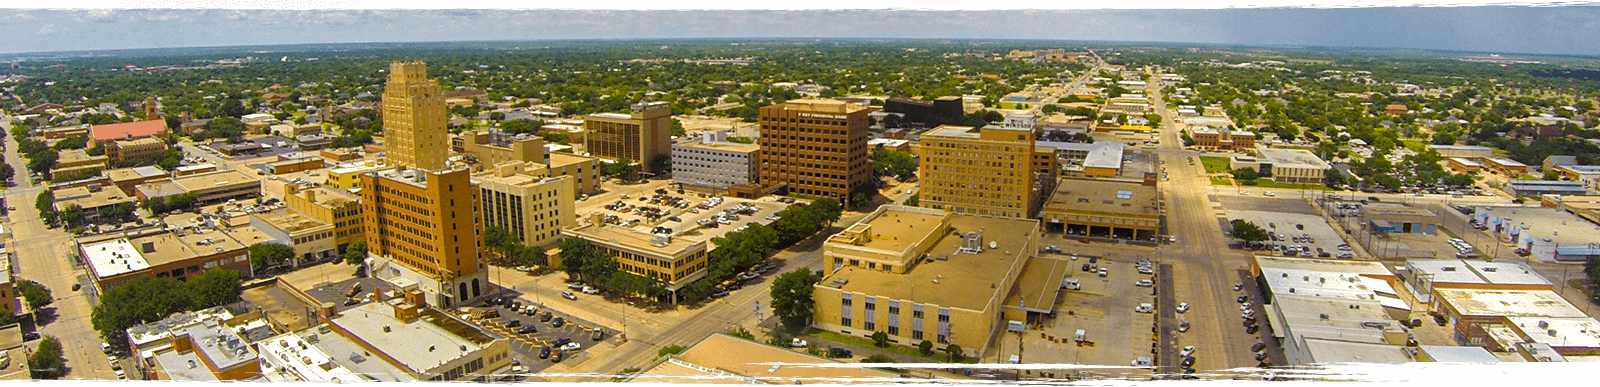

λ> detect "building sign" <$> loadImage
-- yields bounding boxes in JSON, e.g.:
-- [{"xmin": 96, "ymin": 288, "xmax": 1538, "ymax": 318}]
[{"xmin": 799, "ymin": 113, "xmax": 846, "ymax": 120}]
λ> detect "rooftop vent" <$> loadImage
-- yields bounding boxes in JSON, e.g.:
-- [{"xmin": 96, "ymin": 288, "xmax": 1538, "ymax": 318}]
[{"xmin": 382, "ymin": 326, "xmax": 391, "ymax": 333}]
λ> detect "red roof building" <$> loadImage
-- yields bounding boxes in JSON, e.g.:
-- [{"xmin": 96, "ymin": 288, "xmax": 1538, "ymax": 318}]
[{"xmin": 91, "ymin": 120, "xmax": 168, "ymax": 142}]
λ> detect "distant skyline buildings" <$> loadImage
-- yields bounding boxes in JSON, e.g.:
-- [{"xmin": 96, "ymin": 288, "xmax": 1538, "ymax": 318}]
[{"xmin": 0, "ymin": 7, "xmax": 1596, "ymax": 56}]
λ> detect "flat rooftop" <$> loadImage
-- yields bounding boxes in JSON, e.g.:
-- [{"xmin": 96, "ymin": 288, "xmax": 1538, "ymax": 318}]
[
  {"xmin": 328, "ymin": 301, "xmax": 500, "ymax": 374},
  {"xmin": 127, "ymin": 306, "xmax": 235, "ymax": 348},
  {"xmin": 1257, "ymin": 256, "xmax": 1398, "ymax": 301},
  {"xmin": 655, "ymin": 333, "xmax": 898, "ymax": 384},
  {"xmin": 1274, "ymin": 295, "xmax": 1395, "ymax": 344},
  {"xmin": 1450, "ymin": 157, "xmax": 1483, "ymax": 167},
  {"xmin": 1362, "ymin": 203, "xmax": 1436, "ymax": 218},
  {"xmin": 1303, "ymin": 338, "xmax": 1413, "ymax": 364},
  {"xmin": 1427, "ymin": 145, "xmax": 1493, "ymax": 151},
  {"xmin": 548, "ymin": 153, "xmax": 598, "ymax": 169},
  {"xmin": 588, "ymin": 112, "xmax": 632, "ymax": 120},
  {"xmin": 1417, "ymin": 345, "xmax": 1501, "ymax": 363},
  {"xmin": 825, "ymin": 207, "xmax": 947, "ymax": 254},
  {"xmin": 562, "ymin": 221, "xmax": 707, "ymax": 257},
  {"xmin": 1006, "ymin": 256, "xmax": 1072, "ymax": 313},
  {"xmin": 825, "ymin": 212, "xmax": 1038, "ymax": 312},
  {"xmin": 152, "ymin": 346, "xmax": 221, "ymax": 381},
  {"xmin": 1506, "ymin": 317, "xmax": 1600, "ymax": 348},
  {"xmin": 107, "ymin": 165, "xmax": 169, "ymax": 181},
  {"xmin": 257, "ymin": 331, "xmax": 366, "ymax": 382},
  {"xmin": 676, "ymin": 139, "xmax": 760, "ymax": 153},
  {"xmin": 1082, "ymin": 142, "xmax": 1125, "ymax": 170},
  {"xmin": 1486, "ymin": 157, "xmax": 1528, "ymax": 167},
  {"xmin": 302, "ymin": 324, "xmax": 417, "ymax": 382},
  {"xmin": 1474, "ymin": 206, "xmax": 1600, "ymax": 247},
  {"xmin": 1435, "ymin": 288, "xmax": 1587, "ymax": 318},
  {"xmin": 171, "ymin": 318, "xmax": 258, "ymax": 371},
  {"xmin": 1041, "ymin": 177, "xmax": 1159, "ymax": 218},
  {"xmin": 254, "ymin": 210, "xmax": 330, "ymax": 234},
  {"xmin": 172, "ymin": 170, "xmax": 259, "ymax": 192},
  {"xmin": 1259, "ymin": 147, "xmax": 1332, "ymax": 170},
  {"xmin": 55, "ymin": 186, "xmax": 136, "ymax": 209},
  {"xmin": 81, "ymin": 230, "xmax": 247, "ymax": 279}
]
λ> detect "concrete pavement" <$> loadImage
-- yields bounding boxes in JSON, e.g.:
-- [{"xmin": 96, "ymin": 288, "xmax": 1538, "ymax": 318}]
[{"xmin": 3, "ymin": 119, "xmax": 116, "ymax": 380}]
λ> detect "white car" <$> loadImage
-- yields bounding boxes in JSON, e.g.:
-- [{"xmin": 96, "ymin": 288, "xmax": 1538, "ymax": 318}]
[
  {"xmin": 1135, "ymin": 280, "xmax": 1154, "ymax": 287},
  {"xmin": 1240, "ymin": 303, "xmax": 1252, "ymax": 311},
  {"xmin": 1264, "ymin": 191, "xmax": 1276, "ymax": 197},
  {"xmin": 1239, "ymin": 191, "xmax": 1249, "ymax": 195},
  {"xmin": 1180, "ymin": 346, "xmax": 1196, "ymax": 357},
  {"xmin": 1242, "ymin": 309, "xmax": 1256, "ymax": 318},
  {"xmin": 582, "ymin": 286, "xmax": 600, "ymax": 295},
  {"xmin": 1176, "ymin": 303, "xmax": 1190, "ymax": 313},
  {"xmin": 790, "ymin": 338, "xmax": 808, "ymax": 348},
  {"xmin": 1135, "ymin": 303, "xmax": 1154, "ymax": 313},
  {"xmin": 560, "ymin": 342, "xmax": 582, "ymax": 351}
]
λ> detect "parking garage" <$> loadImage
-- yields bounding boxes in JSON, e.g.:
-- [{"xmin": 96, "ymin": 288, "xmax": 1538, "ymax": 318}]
[{"xmin": 1038, "ymin": 176, "xmax": 1161, "ymax": 242}]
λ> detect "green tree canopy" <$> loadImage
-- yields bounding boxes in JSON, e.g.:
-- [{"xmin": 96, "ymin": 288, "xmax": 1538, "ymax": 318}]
[
  {"xmin": 771, "ymin": 268, "xmax": 822, "ymax": 330},
  {"xmin": 1230, "ymin": 219, "xmax": 1270, "ymax": 243},
  {"xmin": 248, "ymin": 242, "xmax": 295, "ymax": 271}
]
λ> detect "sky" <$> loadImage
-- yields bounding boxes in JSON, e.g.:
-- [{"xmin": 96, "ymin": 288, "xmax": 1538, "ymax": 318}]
[{"xmin": 3, "ymin": 4, "xmax": 1599, "ymax": 56}]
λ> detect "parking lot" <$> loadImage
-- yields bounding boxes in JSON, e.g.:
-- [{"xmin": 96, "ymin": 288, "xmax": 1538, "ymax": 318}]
[
  {"xmin": 586, "ymin": 192, "xmax": 793, "ymax": 242},
  {"xmin": 1226, "ymin": 209, "xmax": 1351, "ymax": 259},
  {"xmin": 458, "ymin": 294, "xmax": 620, "ymax": 373},
  {"xmin": 1019, "ymin": 252, "xmax": 1157, "ymax": 379}
]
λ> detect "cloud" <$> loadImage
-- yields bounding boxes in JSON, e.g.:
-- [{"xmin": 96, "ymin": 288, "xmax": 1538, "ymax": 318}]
[
  {"xmin": 77, "ymin": 9, "xmax": 118, "ymax": 23},
  {"xmin": 35, "ymin": 23, "xmax": 56, "ymax": 35}
]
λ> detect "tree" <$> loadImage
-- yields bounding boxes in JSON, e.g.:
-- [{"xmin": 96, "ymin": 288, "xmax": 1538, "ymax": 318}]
[
  {"xmin": 35, "ymin": 190, "xmax": 56, "ymax": 224},
  {"xmin": 770, "ymin": 268, "xmax": 821, "ymax": 330},
  {"xmin": 248, "ymin": 242, "xmax": 295, "ymax": 271},
  {"xmin": 29, "ymin": 336, "xmax": 64, "ymax": 379},
  {"xmin": 872, "ymin": 331, "xmax": 890, "ymax": 347},
  {"xmin": 558, "ymin": 238, "xmax": 608, "ymax": 282},
  {"xmin": 1230, "ymin": 219, "xmax": 1270, "ymax": 243},
  {"xmin": 1324, "ymin": 168, "xmax": 1347, "ymax": 189},
  {"xmin": 904, "ymin": 194, "xmax": 919, "ymax": 207},
  {"xmin": 188, "ymin": 268, "xmax": 243, "ymax": 307},
  {"xmin": 658, "ymin": 344, "xmax": 687, "ymax": 358},
  {"xmin": 946, "ymin": 344, "xmax": 965, "ymax": 362},
  {"xmin": 92, "ymin": 269, "xmax": 242, "ymax": 355},
  {"xmin": 1230, "ymin": 168, "xmax": 1259, "ymax": 182},
  {"xmin": 862, "ymin": 354, "xmax": 895, "ymax": 363},
  {"xmin": 872, "ymin": 149, "xmax": 918, "ymax": 181},
  {"xmin": 602, "ymin": 157, "xmax": 638, "ymax": 178},
  {"xmin": 17, "ymin": 279, "xmax": 53, "ymax": 312},
  {"xmin": 919, "ymin": 340, "xmax": 935, "ymax": 355},
  {"xmin": 1181, "ymin": 130, "xmax": 1197, "ymax": 147}
]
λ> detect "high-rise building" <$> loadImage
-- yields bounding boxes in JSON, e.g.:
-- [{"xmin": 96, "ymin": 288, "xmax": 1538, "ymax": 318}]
[
  {"xmin": 361, "ymin": 166, "xmax": 484, "ymax": 307},
  {"xmin": 671, "ymin": 130, "xmax": 760, "ymax": 193},
  {"xmin": 382, "ymin": 62, "xmax": 449, "ymax": 171},
  {"xmin": 364, "ymin": 62, "xmax": 485, "ymax": 307},
  {"xmin": 916, "ymin": 124, "xmax": 1037, "ymax": 218},
  {"xmin": 473, "ymin": 165, "xmax": 575, "ymax": 248},
  {"xmin": 757, "ymin": 99, "xmax": 872, "ymax": 202},
  {"xmin": 584, "ymin": 101, "xmax": 673, "ymax": 172}
]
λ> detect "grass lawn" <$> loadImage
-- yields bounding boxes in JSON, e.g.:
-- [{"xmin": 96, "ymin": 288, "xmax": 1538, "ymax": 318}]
[
  {"xmin": 997, "ymin": 102, "xmax": 1030, "ymax": 110},
  {"xmin": 1438, "ymin": 227, "xmax": 1461, "ymax": 239},
  {"xmin": 1237, "ymin": 178, "xmax": 1335, "ymax": 191},
  {"xmin": 1211, "ymin": 176, "xmax": 1234, "ymax": 186},
  {"xmin": 807, "ymin": 329, "xmax": 977, "ymax": 364},
  {"xmin": 1200, "ymin": 156, "xmax": 1233, "ymax": 174}
]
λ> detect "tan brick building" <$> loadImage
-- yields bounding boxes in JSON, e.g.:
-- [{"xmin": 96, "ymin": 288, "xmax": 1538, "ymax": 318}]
[
  {"xmin": 584, "ymin": 101, "xmax": 673, "ymax": 172},
  {"xmin": 757, "ymin": 99, "xmax": 873, "ymax": 202},
  {"xmin": 916, "ymin": 124, "xmax": 1036, "ymax": 219},
  {"xmin": 382, "ymin": 62, "xmax": 449, "ymax": 171}
]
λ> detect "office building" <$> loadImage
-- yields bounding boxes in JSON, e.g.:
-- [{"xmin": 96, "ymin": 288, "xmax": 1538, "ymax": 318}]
[
  {"xmin": 1190, "ymin": 127, "xmax": 1256, "ymax": 151},
  {"xmin": 327, "ymin": 161, "xmax": 383, "ymax": 190},
  {"xmin": 1403, "ymin": 259, "xmax": 1551, "ymax": 304},
  {"xmin": 626, "ymin": 333, "xmax": 896, "ymax": 384},
  {"xmin": 283, "ymin": 184, "xmax": 364, "ymax": 249},
  {"xmin": 454, "ymin": 129, "xmax": 547, "ymax": 168},
  {"xmin": 916, "ymin": 124, "xmax": 1035, "ymax": 219},
  {"xmin": 812, "ymin": 206, "xmax": 1050, "ymax": 360},
  {"xmin": 1427, "ymin": 145, "xmax": 1495, "ymax": 159},
  {"xmin": 584, "ymin": 101, "xmax": 673, "ymax": 172},
  {"xmin": 757, "ymin": 99, "xmax": 873, "ymax": 202},
  {"xmin": 558, "ymin": 215, "xmax": 711, "ymax": 301},
  {"xmin": 1484, "ymin": 157, "xmax": 1529, "ymax": 176},
  {"xmin": 77, "ymin": 230, "xmax": 252, "ymax": 294},
  {"xmin": 361, "ymin": 166, "xmax": 485, "ymax": 308},
  {"xmin": 382, "ymin": 62, "xmax": 449, "ymax": 171},
  {"xmin": 1038, "ymin": 176, "xmax": 1160, "ymax": 240},
  {"xmin": 473, "ymin": 165, "xmax": 576, "ymax": 248},
  {"xmin": 266, "ymin": 154, "xmax": 325, "ymax": 175},
  {"xmin": 133, "ymin": 170, "xmax": 261, "ymax": 205},
  {"xmin": 1505, "ymin": 180, "xmax": 1588, "ymax": 197},
  {"xmin": 0, "ymin": 254, "xmax": 16, "ymax": 317},
  {"xmin": 1250, "ymin": 256, "xmax": 1410, "ymax": 365},
  {"xmin": 49, "ymin": 149, "xmax": 109, "ymax": 178},
  {"xmin": 318, "ymin": 300, "xmax": 512, "ymax": 380},
  {"xmin": 671, "ymin": 131, "xmax": 761, "ymax": 193},
  {"xmin": 127, "ymin": 307, "xmax": 273, "ymax": 381},
  {"xmin": 250, "ymin": 209, "xmax": 337, "ymax": 267},
  {"xmin": 1231, "ymin": 148, "xmax": 1331, "ymax": 184},
  {"xmin": 53, "ymin": 185, "xmax": 137, "ymax": 222},
  {"xmin": 107, "ymin": 137, "xmax": 169, "ymax": 163}
]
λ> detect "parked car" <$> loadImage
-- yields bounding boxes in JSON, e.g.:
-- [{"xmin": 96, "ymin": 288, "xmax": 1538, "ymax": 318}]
[
  {"xmin": 506, "ymin": 320, "xmax": 522, "ymax": 328},
  {"xmin": 582, "ymin": 286, "xmax": 600, "ymax": 295},
  {"xmin": 1234, "ymin": 283, "xmax": 1244, "ymax": 291},
  {"xmin": 1135, "ymin": 280, "xmax": 1154, "ymax": 287},
  {"xmin": 1176, "ymin": 303, "xmax": 1190, "ymax": 313},
  {"xmin": 1178, "ymin": 321, "xmax": 1190, "ymax": 332},
  {"xmin": 829, "ymin": 347, "xmax": 852, "ymax": 358},
  {"xmin": 562, "ymin": 291, "xmax": 577, "ymax": 300},
  {"xmin": 539, "ymin": 346, "xmax": 552, "ymax": 359},
  {"xmin": 518, "ymin": 325, "xmax": 538, "ymax": 334},
  {"xmin": 1251, "ymin": 342, "xmax": 1267, "ymax": 352},
  {"xmin": 1237, "ymin": 295, "xmax": 1249, "ymax": 303},
  {"xmin": 592, "ymin": 329, "xmax": 605, "ymax": 341},
  {"xmin": 1246, "ymin": 325, "xmax": 1261, "ymax": 334},
  {"xmin": 552, "ymin": 317, "xmax": 566, "ymax": 327},
  {"xmin": 1180, "ymin": 346, "xmax": 1196, "ymax": 357},
  {"xmin": 560, "ymin": 342, "xmax": 582, "ymax": 351},
  {"xmin": 790, "ymin": 338, "xmax": 808, "ymax": 348},
  {"xmin": 551, "ymin": 349, "xmax": 564, "ymax": 363}
]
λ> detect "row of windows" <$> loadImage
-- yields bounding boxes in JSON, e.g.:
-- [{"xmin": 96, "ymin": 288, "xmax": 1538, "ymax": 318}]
[{"xmin": 373, "ymin": 184, "xmax": 433, "ymax": 205}]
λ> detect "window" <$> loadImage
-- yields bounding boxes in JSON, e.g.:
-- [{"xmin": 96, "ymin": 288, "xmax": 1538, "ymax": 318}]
[
  {"xmin": 841, "ymin": 317, "xmax": 852, "ymax": 327},
  {"xmin": 887, "ymin": 326, "xmax": 898, "ymax": 336},
  {"xmin": 912, "ymin": 330, "xmax": 923, "ymax": 340},
  {"xmin": 937, "ymin": 334, "xmax": 948, "ymax": 344}
]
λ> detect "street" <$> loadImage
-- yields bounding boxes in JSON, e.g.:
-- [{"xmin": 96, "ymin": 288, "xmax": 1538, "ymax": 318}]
[{"xmin": 3, "ymin": 118, "xmax": 118, "ymax": 380}]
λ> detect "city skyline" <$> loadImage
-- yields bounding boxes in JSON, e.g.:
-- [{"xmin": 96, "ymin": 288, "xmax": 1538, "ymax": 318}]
[{"xmin": 1, "ymin": 7, "xmax": 1597, "ymax": 56}]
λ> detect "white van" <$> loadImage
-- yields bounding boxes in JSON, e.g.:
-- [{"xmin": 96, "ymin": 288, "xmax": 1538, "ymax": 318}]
[
  {"xmin": 1062, "ymin": 278, "xmax": 1081, "ymax": 290},
  {"xmin": 1135, "ymin": 303, "xmax": 1154, "ymax": 313}
]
